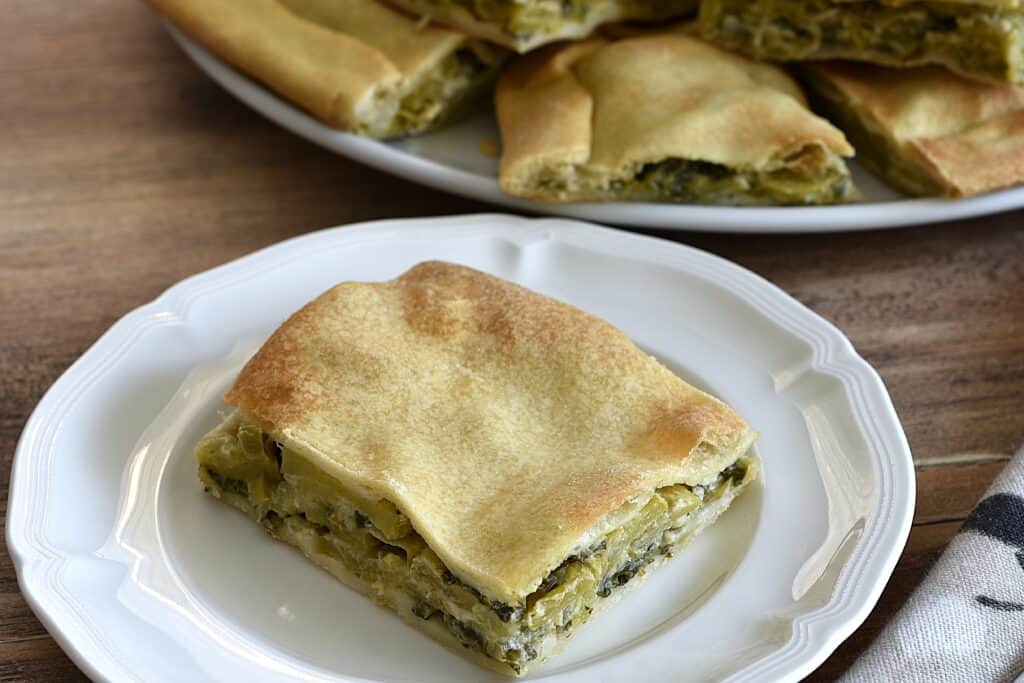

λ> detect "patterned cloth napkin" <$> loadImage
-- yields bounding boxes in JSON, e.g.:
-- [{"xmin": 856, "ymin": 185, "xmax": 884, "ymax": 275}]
[{"xmin": 842, "ymin": 446, "xmax": 1024, "ymax": 682}]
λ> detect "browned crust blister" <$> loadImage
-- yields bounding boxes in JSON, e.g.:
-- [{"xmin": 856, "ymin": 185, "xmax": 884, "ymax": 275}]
[{"xmin": 225, "ymin": 262, "xmax": 757, "ymax": 604}]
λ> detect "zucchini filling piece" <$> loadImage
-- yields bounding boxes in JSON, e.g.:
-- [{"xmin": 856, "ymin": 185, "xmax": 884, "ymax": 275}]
[
  {"xmin": 625, "ymin": 154, "xmax": 854, "ymax": 205},
  {"xmin": 389, "ymin": 48, "xmax": 498, "ymax": 137},
  {"xmin": 535, "ymin": 146, "xmax": 854, "ymax": 205},
  {"xmin": 196, "ymin": 415, "xmax": 753, "ymax": 674},
  {"xmin": 700, "ymin": 0, "xmax": 1024, "ymax": 82}
]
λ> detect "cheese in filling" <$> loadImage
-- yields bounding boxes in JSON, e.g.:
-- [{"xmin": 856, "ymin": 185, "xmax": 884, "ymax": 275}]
[{"xmin": 386, "ymin": 49, "xmax": 499, "ymax": 137}]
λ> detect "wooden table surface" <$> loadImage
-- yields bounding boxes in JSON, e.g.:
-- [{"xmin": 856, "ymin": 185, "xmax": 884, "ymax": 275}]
[{"xmin": 2, "ymin": 1, "xmax": 1023, "ymax": 680}]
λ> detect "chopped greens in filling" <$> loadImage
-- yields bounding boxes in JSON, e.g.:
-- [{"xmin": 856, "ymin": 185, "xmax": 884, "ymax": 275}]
[
  {"xmin": 534, "ymin": 150, "xmax": 855, "ymax": 206},
  {"xmin": 196, "ymin": 415, "xmax": 754, "ymax": 675},
  {"xmin": 628, "ymin": 156, "xmax": 854, "ymax": 205},
  {"xmin": 700, "ymin": 0, "xmax": 1024, "ymax": 83},
  {"xmin": 440, "ymin": 0, "xmax": 694, "ymax": 41},
  {"xmin": 387, "ymin": 49, "xmax": 499, "ymax": 138}
]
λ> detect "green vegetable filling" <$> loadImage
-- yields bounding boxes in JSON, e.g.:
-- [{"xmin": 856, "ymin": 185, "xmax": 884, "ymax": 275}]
[
  {"xmin": 535, "ymin": 151, "xmax": 855, "ymax": 205},
  {"xmin": 700, "ymin": 0, "xmax": 1024, "ymax": 83},
  {"xmin": 389, "ymin": 49, "xmax": 499, "ymax": 137},
  {"xmin": 629, "ymin": 156, "xmax": 854, "ymax": 205},
  {"xmin": 196, "ymin": 416, "xmax": 752, "ymax": 673}
]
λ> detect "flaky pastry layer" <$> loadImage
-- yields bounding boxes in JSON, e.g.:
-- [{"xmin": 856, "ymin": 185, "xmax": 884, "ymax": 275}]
[{"xmin": 803, "ymin": 61, "xmax": 1024, "ymax": 196}]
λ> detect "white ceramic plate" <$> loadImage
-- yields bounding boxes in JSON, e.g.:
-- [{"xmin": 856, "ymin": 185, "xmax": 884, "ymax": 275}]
[
  {"xmin": 165, "ymin": 24, "xmax": 1024, "ymax": 234},
  {"xmin": 8, "ymin": 215, "xmax": 914, "ymax": 682}
]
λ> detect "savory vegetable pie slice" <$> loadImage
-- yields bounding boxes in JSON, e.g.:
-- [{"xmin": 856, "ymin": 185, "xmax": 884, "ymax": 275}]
[
  {"xmin": 803, "ymin": 61, "xmax": 1024, "ymax": 196},
  {"xmin": 384, "ymin": 0, "xmax": 698, "ymax": 52},
  {"xmin": 146, "ymin": 0, "xmax": 507, "ymax": 138},
  {"xmin": 700, "ymin": 0, "xmax": 1024, "ymax": 85},
  {"xmin": 495, "ymin": 31, "xmax": 857, "ymax": 205},
  {"xmin": 195, "ymin": 261, "xmax": 759, "ymax": 677}
]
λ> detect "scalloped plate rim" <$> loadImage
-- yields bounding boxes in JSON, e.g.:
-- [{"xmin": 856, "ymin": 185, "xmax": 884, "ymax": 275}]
[{"xmin": 7, "ymin": 214, "xmax": 915, "ymax": 682}]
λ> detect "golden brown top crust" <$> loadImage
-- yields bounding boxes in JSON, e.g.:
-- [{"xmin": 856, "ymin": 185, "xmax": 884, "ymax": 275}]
[
  {"xmin": 496, "ymin": 30, "xmax": 852, "ymax": 196},
  {"xmin": 145, "ymin": 0, "xmax": 479, "ymax": 131},
  {"xmin": 807, "ymin": 62, "xmax": 1024, "ymax": 196},
  {"xmin": 225, "ymin": 261, "xmax": 756, "ymax": 603}
]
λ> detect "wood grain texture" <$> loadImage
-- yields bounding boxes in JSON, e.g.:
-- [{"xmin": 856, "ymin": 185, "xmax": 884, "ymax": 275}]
[{"xmin": 1, "ymin": 1, "xmax": 1022, "ymax": 681}]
